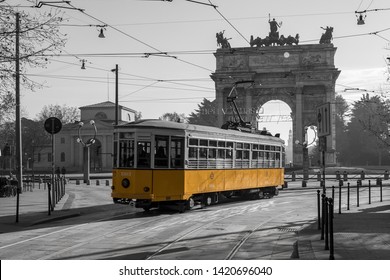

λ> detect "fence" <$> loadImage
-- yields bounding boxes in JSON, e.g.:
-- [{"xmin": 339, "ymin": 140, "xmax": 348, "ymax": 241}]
[{"xmin": 315, "ymin": 178, "xmax": 387, "ymax": 260}]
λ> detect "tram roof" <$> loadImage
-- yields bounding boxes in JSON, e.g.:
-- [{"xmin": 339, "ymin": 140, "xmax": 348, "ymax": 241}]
[{"xmin": 116, "ymin": 119, "xmax": 284, "ymax": 143}]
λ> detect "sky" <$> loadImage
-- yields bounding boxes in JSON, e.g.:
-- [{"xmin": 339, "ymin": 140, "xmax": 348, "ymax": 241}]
[{"xmin": 4, "ymin": 0, "xmax": 390, "ymax": 142}]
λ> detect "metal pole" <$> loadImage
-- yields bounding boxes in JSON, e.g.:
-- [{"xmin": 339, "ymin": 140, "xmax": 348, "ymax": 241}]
[
  {"xmin": 380, "ymin": 179, "xmax": 383, "ymax": 202},
  {"xmin": 317, "ymin": 190, "xmax": 321, "ymax": 230},
  {"xmin": 338, "ymin": 183, "xmax": 341, "ymax": 214},
  {"xmin": 51, "ymin": 132, "xmax": 55, "ymax": 210},
  {"xmin": 368, "ymin": 180, "xmax": 371, "ymax": 204},
  {"xmin": 357, "ymin": 180, "xmax": 360, "ymax": 207},
  {"xmin": 328, "ymin": 198, "xmax": 334, "ymax": 260},
  {"xmin": 15, "ymin": 13, "xmax": 22, "ymax": 223},
  {"xmin": 347, "ymin": 182, "xmax": 350, "ymax": 210},
  {"xmin": 321, "ymin": 193, "xmax": 325, "ymax": 240},
  {"xmin": 324, "ymin": 197, "xmax": 329, "ymax": 250},
  {"xmin": 115, "ymin": 64, "xmax": 119, "ymax": 126}
]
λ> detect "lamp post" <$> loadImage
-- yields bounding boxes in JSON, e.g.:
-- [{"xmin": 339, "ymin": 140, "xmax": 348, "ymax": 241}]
[{"xmin": 77, "ymin": 120, "xmax": 97, "ymax": 183}]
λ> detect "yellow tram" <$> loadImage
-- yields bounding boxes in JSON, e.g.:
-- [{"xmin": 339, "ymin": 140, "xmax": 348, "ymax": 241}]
[{"xmin": 111, "ymin": 119, "xmax": 285, "ymax": 211}]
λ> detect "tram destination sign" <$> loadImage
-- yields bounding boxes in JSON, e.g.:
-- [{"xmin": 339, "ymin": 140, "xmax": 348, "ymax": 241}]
[{"xmin": 317, "ymin": 102, "xmax": 331, "ymax": 137}]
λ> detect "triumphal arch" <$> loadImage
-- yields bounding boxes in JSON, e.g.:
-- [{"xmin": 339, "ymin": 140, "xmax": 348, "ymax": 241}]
[{"xmin": 211, "ymin": 27, "xmax": 340, "ymax": 166}]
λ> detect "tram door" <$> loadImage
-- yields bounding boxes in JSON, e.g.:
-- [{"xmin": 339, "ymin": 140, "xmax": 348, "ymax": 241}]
[{"xmin": 135, "ymin": 140, "xmax": 153, "ymax": 195}]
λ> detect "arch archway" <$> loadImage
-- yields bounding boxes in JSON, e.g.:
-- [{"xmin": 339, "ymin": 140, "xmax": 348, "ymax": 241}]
[{"xmin": 211, "ymin": 44, "xmax": 340, "ymax": 166}]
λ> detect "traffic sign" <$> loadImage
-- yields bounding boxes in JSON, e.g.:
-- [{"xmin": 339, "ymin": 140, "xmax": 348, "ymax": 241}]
[
  {"xmin": 44, "ymin": 117, "xmax": 62, "ymax": 135},
  {"xmin": 317, "ymin": 103, "xmax": 331, "ymax": 137}
]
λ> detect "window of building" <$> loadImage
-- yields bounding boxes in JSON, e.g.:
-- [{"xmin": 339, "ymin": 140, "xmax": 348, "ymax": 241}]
[{"xmin": 60, "ymin": 152, "xmax": 65, "ymax": 162}]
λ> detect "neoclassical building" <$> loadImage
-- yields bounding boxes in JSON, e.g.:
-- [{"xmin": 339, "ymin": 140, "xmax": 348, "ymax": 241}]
[{"xmin": 33, "ymin": 101, "xmax": 137, "ymax": 173}]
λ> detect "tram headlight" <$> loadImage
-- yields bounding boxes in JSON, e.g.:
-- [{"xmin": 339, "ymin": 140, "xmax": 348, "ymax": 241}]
[{"xmin": 121, "ymin": 178, "xmax": 130, "ymax": 188}]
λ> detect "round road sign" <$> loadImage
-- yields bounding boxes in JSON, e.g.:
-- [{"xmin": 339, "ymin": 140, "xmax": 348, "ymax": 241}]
[{"xmin": 44, "ymin": 117, "xmax": 62, "ymax": 134}]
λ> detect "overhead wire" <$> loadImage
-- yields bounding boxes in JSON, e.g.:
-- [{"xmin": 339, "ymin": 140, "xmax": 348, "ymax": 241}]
[
  {"xmin": 208, "ymin": 0, "xmax": 250, "ymax": 45},
  {"xmin": 64, "ymin": 1, "xmax": 213, "ymax": 72}
]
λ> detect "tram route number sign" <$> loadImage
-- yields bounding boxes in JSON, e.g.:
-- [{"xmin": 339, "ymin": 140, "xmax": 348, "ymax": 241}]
[
  {"xmin": 317, "ymin": 102, "xmax": 331, "ymax": 137},
  {"xmin": 44, "ymin": 117, "xmax": 62, "ymax": 135}
]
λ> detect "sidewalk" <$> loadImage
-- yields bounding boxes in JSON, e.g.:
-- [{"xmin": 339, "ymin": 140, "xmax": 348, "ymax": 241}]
[
  {"xmin": 1, "ymin": 179, "xmax": 390, "ymax": 260},
  {"xmin": 0, "ymin": 179, "xmax": 113, "ymax": 233}
]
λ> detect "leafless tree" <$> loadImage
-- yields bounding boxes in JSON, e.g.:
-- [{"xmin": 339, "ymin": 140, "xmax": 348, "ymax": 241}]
[{"xmin": 0, "ymin": 2, "xmax": 67, "ymax": 122}]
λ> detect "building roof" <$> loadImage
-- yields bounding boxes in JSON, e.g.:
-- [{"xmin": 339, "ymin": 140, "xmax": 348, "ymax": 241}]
[{"xmin": 79, "ymin": 101, "xmax": 137, "ymax": 113}]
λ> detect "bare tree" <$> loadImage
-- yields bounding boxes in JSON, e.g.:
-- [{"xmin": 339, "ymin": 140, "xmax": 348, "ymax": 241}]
[
  {"xmin": 36, "ymin": 104, "xmax": 80, "ymax": 124},
  {"xmin": 0, "ymin": 2, "xmax": 67, "ymax": 122}
]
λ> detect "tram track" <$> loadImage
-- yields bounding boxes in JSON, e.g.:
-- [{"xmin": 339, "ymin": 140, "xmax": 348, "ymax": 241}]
[
  {"xmin": 1, "ymin": 189, "xmax": 318, "ymax": 260},
  {"xmin": 145, "ymin": 198, "xmax": 306, "ymax": 260},
  {"xmin": 0, "ymin": 210, "xmax": 172, "ymax": 259}
]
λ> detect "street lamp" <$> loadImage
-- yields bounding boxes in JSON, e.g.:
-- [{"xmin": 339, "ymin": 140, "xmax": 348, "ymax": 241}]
[{"xmin": 77, "ymin": 120, "xmax": 97, "ymax": 183}]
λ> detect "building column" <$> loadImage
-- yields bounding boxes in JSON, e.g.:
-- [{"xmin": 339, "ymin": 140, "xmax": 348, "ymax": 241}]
[{"xmin": 293, "ymin": 87, "xmax": 304, "ymax": 166}]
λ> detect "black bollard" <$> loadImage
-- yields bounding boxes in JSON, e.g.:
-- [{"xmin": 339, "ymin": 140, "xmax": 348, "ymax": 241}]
[
  {"xmin": 321, "ymin": 193, "xmax": 325, "ymax": 240},
  {"xmin": 328, "ymin": 198, "xmax": 335, "ymax": 260},
  {"xmin": 347, "ymin": 182, "xmax": 350, "ymax": 210},
  {"xmin": 357, "ymin": 180, "xmax": 360, "ymax": 207},
  {"xmin": 292, "ymin": 171, "xmax": 296, "ymax": 182},
  {"xmin": 368, "ymin": 180, "xmax": 371, "ymax": 204},
  {"xmin": 338, "ymin": 183, "xmax": 342, "ymax": 214},
  {"xmin": 47, "ymin": 182, "xmax": 52, "ymax": 216},
  {"xmin": 332, "ymin": 186, "xmax": 335, "ymax": 201},
  {"xmin": 380, "ymin": 179, "xmax": 383, "ymax": 202},
  {"xmin": 317, "ymin": 190, "xmax": 321, "ymax": 230},
  {"xmin": 324, "ymin": 197, "xmax": 329, "ymax": 250}
]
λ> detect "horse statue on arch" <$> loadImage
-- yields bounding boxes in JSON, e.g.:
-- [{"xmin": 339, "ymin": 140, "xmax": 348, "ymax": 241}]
[
  {"xmin": 319, "ymin": 26, "xmax": 333, "ymax": 44},
  {"xmin": 216, "ymin": 30, "xmax": 231, "ymax": 49}
]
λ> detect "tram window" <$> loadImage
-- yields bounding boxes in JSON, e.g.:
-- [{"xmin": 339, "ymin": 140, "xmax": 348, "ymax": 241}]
[
  {"xmin": 226, "ymin": 149, "xmax": 233, "ymax": 159},
  {"xmin": 189, "ymin": 138, "xmax": 198, "ymax": 146},
  {"xmin": 226, "ymin": 142, "xmax": 233, "ymax": 148},
  {"xmin": 244, "ymin": 143, "xmax": 250, "ymax": 149},
  {"xmin": 171, "ymin": 137, "xmax": 184, "ymax": 168},
  {"xmin": 260, "ymin": 145, "xmax": 265, "ymax": 150},
  {"xmin": 199, "ymin": 147, "xmax": 207, "ymax": 159},
  {"xmin": 237, "ymin": 142, "xmax": 243, "ymax": 149},
  {"xmin": 218, "ymin": 141, "xmax": 225, "ymax": 147},
  {"xmin": 200, "ymin": 139, "xmax": 208, "ymax": 146},
  {"xmin": 113, "ymin": 141, "xmax": 118, "ymax": 167},
  {"xmin": 119, "ymin": 140, "xmax": 134, "ymax": 168},
  {"xmin": 252, "ymin": 151, "xmax": 258, "ymax": 160},
  {"xmin": 265, "ymin": 145, "xmax": 270, "ymax": 150},
  {"xmin": 253, "ymin": 144, "xmax": 258, "ymax": 150},
  {"xmin": 243, "ymin": 150, "xmax": 249, "ymax": 159},
  {"xmin": 137, "ymin": 141, "xmax": 151, "ymax": 168},
  {"xmin": 217, "ymin": 149, "xmax": 225, "ymax": 159},
  {"xmin": 189, "ymin": 147, "xmax": 198, "ymax": 159},
  {"xmin": 209, "ymin": 140, "xmax": 217, "ymax": 147},
  {"xmin": 155, "ymin": 136, "xmax": 168, "ymax": 168},
  {"xmin": 271, "ymin": 146, "xmax": 276, "ymax": 151},
  {"xmin": 209, "ymin": 148, "xmax": 216, "ymax": 159},
  {"xmin": 276, "ymin": 146, "xmax": 281, "ymax": 151},
  {"xmin": 236, "ymin": 150, "xmax": 242, "ymax": 159},
  {"xmin": 120, "ymin": 132, "xmax": 134, "ymax": 139}
]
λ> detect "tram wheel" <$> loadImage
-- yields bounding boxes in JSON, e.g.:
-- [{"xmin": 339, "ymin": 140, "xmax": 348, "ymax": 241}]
[
  {"xmin": 186, "ymin": 197, "xmax": 195, "ymax": 210},
  {"xmin": 143, "ymin": 206, "xmax": 151, "ymax": 212},
  {"xmin": 205, "ymin": 196, "xmax": 212, "ymax": 206}
]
